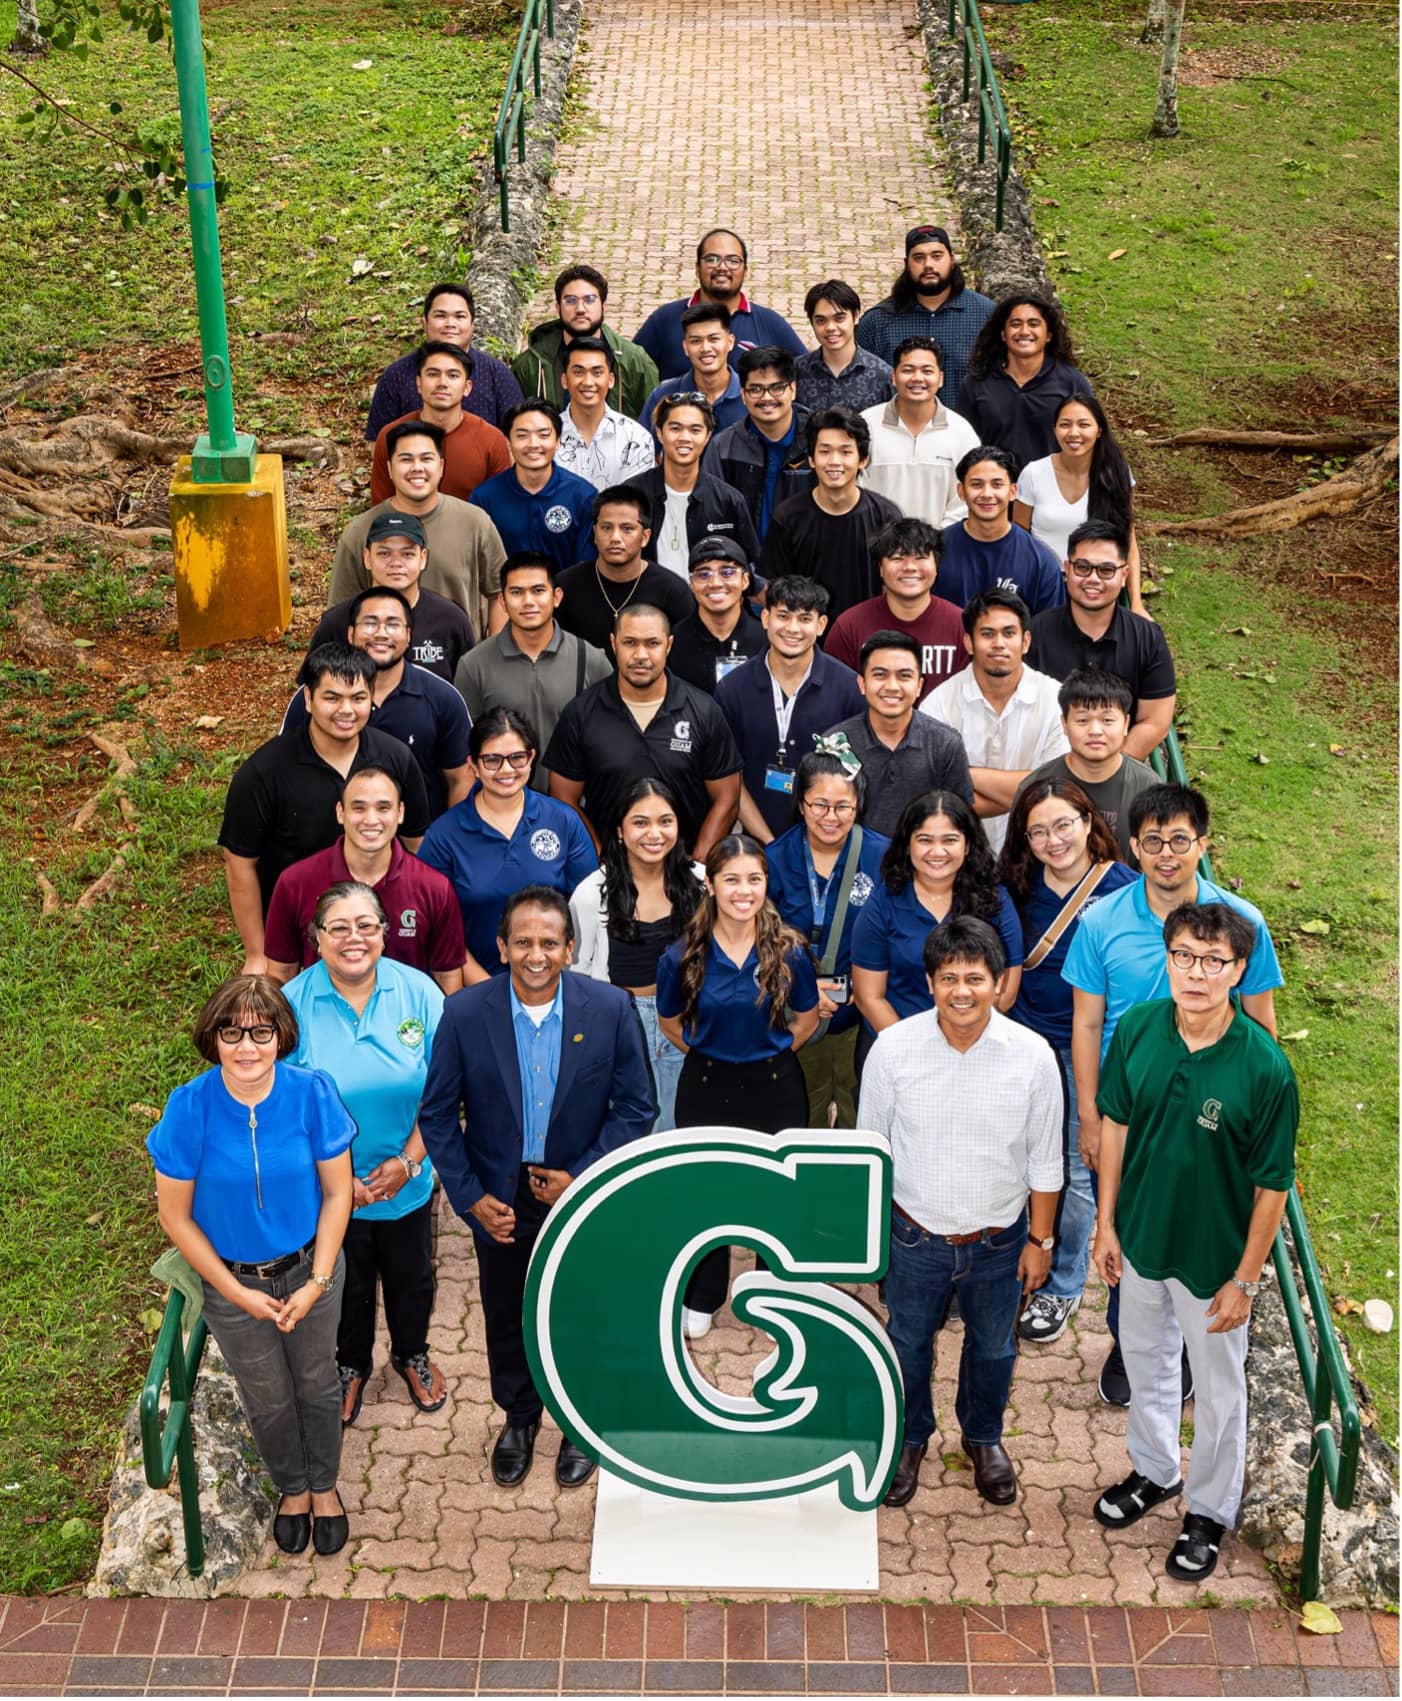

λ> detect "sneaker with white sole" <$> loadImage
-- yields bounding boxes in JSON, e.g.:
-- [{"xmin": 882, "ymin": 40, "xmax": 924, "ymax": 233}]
[
  {"xmin": 1018, "ymin": 1291, "xmax": 1081, "ymax": 1344},
  {"xmin": 1165, "ymin": 1512, "xmax": 1225, "ymax": 1581},
  {"xmin": 682, "ymin": 1306, "xmax": 714, "ymax": 1340},
  {"xmin": 1093, "ymin": 1470, "xmax": 1183, "ymax": 1528}
]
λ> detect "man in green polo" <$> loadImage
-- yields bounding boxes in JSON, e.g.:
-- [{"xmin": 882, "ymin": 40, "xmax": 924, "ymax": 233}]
[{"xmin": 1089, "ymin": 902, "xmax": 1298, "ymax": 1583}]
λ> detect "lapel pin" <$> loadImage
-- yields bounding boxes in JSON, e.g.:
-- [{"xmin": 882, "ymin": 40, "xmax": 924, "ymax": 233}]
[{"xmin": 572, "ymin": 1033, "xmax": 584, "ymax": 1042}]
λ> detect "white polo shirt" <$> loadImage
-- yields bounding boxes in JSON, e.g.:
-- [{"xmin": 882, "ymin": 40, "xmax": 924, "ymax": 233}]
[{"xmin": 859, "ymin": 399, "xmax": 982, "ymax": 528}]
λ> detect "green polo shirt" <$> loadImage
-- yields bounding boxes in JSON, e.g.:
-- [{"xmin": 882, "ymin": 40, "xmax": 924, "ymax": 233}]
[{"xmin": 1098, "ymin": 999, "xmax": 1298, "ymax": 1299}]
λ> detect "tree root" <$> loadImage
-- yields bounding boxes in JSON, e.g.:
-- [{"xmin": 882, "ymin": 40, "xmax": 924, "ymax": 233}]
[
  {"xmin": 0, "ymin": 418, "xmax": 337, "ymax": 473},
  {"xmin": 76, "ymin": 854, "xmax": 128, "ymax": 911},
  {"xmin": 40, "ymin": 733, "xmax": 141, "ymax": 916},
  {"xmin": 0, "ymin": 494, "xmax": 170, "ymax": 550},
  {"xmin": 36, "ymin": 872, "xmax": 60, "ymax": 916},
  {"xmin": 1147, "ymin": 427, "xmax": 1394, "ymax": 453},
  {"xmin": 1143, "ymin": 438, "xmax": 1399, "ymax": 539}
]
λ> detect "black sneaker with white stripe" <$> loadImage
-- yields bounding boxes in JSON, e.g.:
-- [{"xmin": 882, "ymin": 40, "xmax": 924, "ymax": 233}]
[
  {"xmin": 1165, "ymin": 1512, "xmax": 1225, "ymax": 1581},
  {"xmin": 1093, "ymin": 1470, "xmax": 1183, "ymax": 1528}
]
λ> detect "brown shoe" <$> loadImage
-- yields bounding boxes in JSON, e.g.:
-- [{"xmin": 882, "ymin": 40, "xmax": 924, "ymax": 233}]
[
  {"xmin": 883, "ymin": 1441, "xmax": 928, "ymax": 1507},
  {"xmin": 339, "ymin": 1364, "xmax": 368, "ymax": 1427},
  {"xmin": 962, "ymin": 1435, "xmax": 1017, "ymax": 1505},
  {"xmin": 392, "ymin": 1352, "xmax": 448, "ymax": 1412}
]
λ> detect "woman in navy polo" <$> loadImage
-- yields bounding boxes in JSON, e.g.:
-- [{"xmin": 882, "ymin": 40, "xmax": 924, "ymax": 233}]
[
  {"xmin": 417, "ymin": 707, "xmax": 597, "ymax": 979},
  {"xmin": 569, "ymin": 778, "xmax": 706, "ymax": 1133},
  {"xmin": 764, "ymin": 747, "xmax": 889, "ymax": 1128},
  {"xmin": 283, "ymin": 882, "xmax": 447, "ymax": 1428},
  {"xmin": 852, "ymin": 790, "xmax": 1023, "ymax": 1072},
  {"xmin": 998, "ymin": 779, "xmax": 1134, "ymax": 1345},
  {"xmin": 147, "ymin": 975, "xmax": 356, "ymax": 1558},
  {"xmin": 657, "ymin": 834, "xmax": 820, "ymax": 1337}
]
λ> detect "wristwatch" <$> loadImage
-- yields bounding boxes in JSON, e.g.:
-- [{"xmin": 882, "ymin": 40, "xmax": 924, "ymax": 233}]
[
  {"xmin": 398, "ymin": 1152, "xmax": 424, "ymax": 1180},
  {"xmin": 311, "ymin": 1272, "xmax": 335, "ymax": 1294},
  {"xmin": 1028, "ymin": 1231, "xmax": 1056, "ymax": 1251},
  {"xmin": 1231, "ymin": 1276, "xmax": 1261, "ymax": 1298}
]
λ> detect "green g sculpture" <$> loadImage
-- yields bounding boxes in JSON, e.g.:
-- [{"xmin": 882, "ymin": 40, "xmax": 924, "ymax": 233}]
[{"xmin": 524, "ymin": 1128, "xmax": 903, "ymax": 1510}]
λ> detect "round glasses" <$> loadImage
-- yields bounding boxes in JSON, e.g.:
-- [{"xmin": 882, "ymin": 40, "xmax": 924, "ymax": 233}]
[
  {"xmin": 1026, "ymin": 815, "xmax": 1084, "ymax": 845},
  {"xmin": 1168, "ymin": 948, "xmax": 1238, "ymax": 976}
]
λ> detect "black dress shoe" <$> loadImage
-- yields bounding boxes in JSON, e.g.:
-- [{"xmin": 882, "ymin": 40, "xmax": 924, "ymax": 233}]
[
  {"xmin": 962, "ymin": 1436, "xmax": 1017, "ymax": 1505},
  {"xmin": 883, "ymin": 1441, "xmax": 928, "ymax": 1508},
  {"xmin": 556, "ymin": 1438, "xmax": 597, "ymax": 1488},
  {"xmin": 491, "ymin": 1416, "xmax": 542, "ymax": 1486},
  {"xmin": 273, "ymin": 1506, "xmax": 311, "ymax": 1555}
]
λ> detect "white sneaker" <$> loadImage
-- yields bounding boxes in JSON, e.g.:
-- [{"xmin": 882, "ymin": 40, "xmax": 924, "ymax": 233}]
[{"xmin": 682, "ymin": 1306, "xmax": 714, "ymax": 1340}]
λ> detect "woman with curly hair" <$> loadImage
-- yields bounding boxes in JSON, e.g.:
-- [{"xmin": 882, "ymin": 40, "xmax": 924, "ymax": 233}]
[
  {"xmin": 570, "ymin": 777, "xmax": 707, "ymax": 1131},
  {"xmin": 656, "ymin": 833, "xmax": 820, "ymax": 1337},
  {"xmin": 956, "ymin": 294, "xmax": 1094, "ymax": 471},
  {"xmin": 851, "ymin": 791, "xmax": 1023, "ymax": 1074}
]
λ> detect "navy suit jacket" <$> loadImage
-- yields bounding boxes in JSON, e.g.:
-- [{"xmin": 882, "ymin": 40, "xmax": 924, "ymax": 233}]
[{"xmin": 418, "ymin": 971, "xmax": 656, "ymax": 1239}]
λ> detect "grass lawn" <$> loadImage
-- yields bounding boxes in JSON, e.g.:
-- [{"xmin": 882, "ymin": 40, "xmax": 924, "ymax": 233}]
[{"xmin": 982, "ymin": 0, "xmax": 1400, "ymax": 1439}]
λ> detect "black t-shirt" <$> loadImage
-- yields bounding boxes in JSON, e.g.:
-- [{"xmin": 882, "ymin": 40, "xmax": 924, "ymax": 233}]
[
  {"xmin": 757, "ymin": 488, "xmax": 904, "ymax": 622},
  {"xmin": 310, "ymin": 588, "xmax": 476, "ymax": 684},
  {"xmin": 554, "ymin": 559, "xmax": 696, "ymax": 656},
  {"xmin": 668, "ymin": 607, "xmax": 766, "ymax": 694},
  {"xmin": 218, "ymin": 723, "xmax": 431, "ymax": 914},
  {"xmin": 1027, "ymin": 603, "xmax": 1177, "ymax": 718},
  {"xmin": 543, "ymin": 672, "xmax": 742, "ymax": 847}
]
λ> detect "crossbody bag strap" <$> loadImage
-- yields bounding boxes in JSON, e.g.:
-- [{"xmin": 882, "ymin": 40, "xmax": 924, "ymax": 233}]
[
  {"xmin": 819, "ymin": 827, "xmax": 864, "ymax": 979},
  {"xmin": 1022, "ymin": 860, "xmax": 1115, "ymax": 973}
]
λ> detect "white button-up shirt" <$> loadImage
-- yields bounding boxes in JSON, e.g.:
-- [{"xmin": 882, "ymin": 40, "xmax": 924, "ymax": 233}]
[
  {"xmin": 859, "ymin": 399, "xmax": 982, "ymax": 527},
  {"xmin": 921, "ymin": 663, "xmax": 1068, "ymax": 854},
  {"xmin": 858, "ymin": 1008, "xmax": 1064, "ymax": 1236},
  {"xmin": 557, "ymin": 405, "xmax": 657, "ymax": 491}
]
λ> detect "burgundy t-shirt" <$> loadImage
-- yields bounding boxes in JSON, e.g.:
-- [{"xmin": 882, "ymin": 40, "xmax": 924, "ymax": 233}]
[
  {"xmin": 824, "ymin": 594, "xmax": 968, "ymax": 703},
  {"xmin": 264, "ymin": 838, "xmax": 466, "ymax": 973}
]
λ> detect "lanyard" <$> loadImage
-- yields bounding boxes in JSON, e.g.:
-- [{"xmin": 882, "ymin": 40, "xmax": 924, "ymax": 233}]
[
  {"xmin": 768, "ymin": 658, "xmax": 813, "ymax": 762},
  {"xmin": 802, "ymin": 835, "xmax": 841, "ymax": 938}
]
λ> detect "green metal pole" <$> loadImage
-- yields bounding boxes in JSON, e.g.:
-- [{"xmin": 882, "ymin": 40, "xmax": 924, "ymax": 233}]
[{"xmin": 168, "ymin": 0, "xmax": 257, "ymax": 483}]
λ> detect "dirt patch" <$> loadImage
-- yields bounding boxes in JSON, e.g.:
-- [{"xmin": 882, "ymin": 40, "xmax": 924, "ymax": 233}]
[{"xmin": 1178, "ymin": 44, "xmax": 1298, "ymax": 86}]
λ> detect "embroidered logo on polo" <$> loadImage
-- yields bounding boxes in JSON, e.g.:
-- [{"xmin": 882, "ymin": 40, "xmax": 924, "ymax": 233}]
[
  {"xmin": 850, "ymin": 873, "xmax": 874, "ymax": 906},
  {"xmin": 1197, "ymin": 1098, "xmax": 1222, "ymax": 1132},
  {"xmin": 397, "ymin": 1018, "xmax": 425, "ymax": 1050},
  {"xmin": 544, "ymin": 504, "xmax": 573, "ymax": 534},
  {"xmin": 530, "ymin": 828, "xmax": 562, "ymax": 861},
  {"xmin": 399, "ymin": 907, "xmax": 418, "ymax": 936},
  {"xmin": 670, "ymin": 718, "xmax": 693, "ymax": 753},
  {"xmin": 524, "ymin": 1128, "xmax": 904, "ymax": 1508}
]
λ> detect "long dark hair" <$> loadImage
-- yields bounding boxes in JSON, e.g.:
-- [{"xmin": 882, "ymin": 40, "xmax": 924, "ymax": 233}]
[
  {"xmin": 1054, "ymin": 392, "xmax": 1134, "ymax": 530},
  {"xmin": 997, "ymin": 779, "xmax": 1120, "ymax": 909},
  {"xmin": 601, "ymin": 779, "xmax": 704, "ymax": 942},
  {"xmin": 880, "ymin": 790, "xmax": 1000, "ymax": 921},
  {"xmin": 677, "ymin": 835, "xmax": 806, "ymax": 1030},
  {"xmin": 888, "ymin": 262, "xmax": 967, "ymax": 311},
  {"xmin": 967, "ymin": 294, "xmax": 1077, "ymax": 379}
]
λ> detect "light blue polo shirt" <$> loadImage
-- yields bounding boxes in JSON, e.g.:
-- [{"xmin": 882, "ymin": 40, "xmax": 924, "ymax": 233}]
[
  {"xmin": 1062, "ymin": 873, "xmax": 1284, "ymax": 1060},
  {"xmin": 284, "ymin": 957, "xmax": 444, "ymax": 1222},
  {"xmin": 417, "ymin": 783, "xmax": 598, "ymax": 974}
]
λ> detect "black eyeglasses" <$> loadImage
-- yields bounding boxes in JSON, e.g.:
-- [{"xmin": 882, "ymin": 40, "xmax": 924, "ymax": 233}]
[
  {"xmin": 477, "ymin": 750, "xmax": 533, "ymax": 772},
  {"xmin": 217, "ymin": 1024, "xmax": 278, "ymax": 1045},
  {"xmin": 1067, "ymin": 558, "xmax": 1124, "ymax": 580}
]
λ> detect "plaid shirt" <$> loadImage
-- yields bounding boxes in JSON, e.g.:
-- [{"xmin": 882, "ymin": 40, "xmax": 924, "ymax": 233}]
[
  {"xmin": 794, "ymin": 346, "xmax": 894, "ymax": 415},
  {"xmin": 854, "ymin": 287, "xmax": 995, "ymax": 410}
]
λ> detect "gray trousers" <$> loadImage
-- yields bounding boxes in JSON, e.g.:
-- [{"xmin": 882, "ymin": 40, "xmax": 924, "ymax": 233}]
[
  {"xmin": 202, "ymin": 1247, "xmax": 345, "ymax": 1496},
  {"xmin": 1120, "ymin": 1253, "xmax": 1250, "ymax": 1528}
]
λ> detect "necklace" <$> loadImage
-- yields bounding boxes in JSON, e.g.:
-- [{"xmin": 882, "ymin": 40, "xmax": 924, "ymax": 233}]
[
  {"xmin": 594, "ymin": 563, "xmax": 642, "ymax": 618},
  {"xmin": 247, "ymin": 1104, "xmax": 265, "ymax": 1212}
]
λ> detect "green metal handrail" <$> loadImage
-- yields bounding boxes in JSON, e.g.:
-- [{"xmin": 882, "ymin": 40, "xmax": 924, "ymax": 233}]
[
  {"xmin": 946, "ymin": 0, "xmax": 1013, "ymax": 231},
  {"xmin": 492, "ymin": 0, "xmax": 556, "ymax": 233},
  {"xmin": 139, "ymin": 1289, "xmax": 210, "ymax": 1578},
  {"xmin": 1153, "ymin": 719, "xmax": 1360, "ymax": 1601}
]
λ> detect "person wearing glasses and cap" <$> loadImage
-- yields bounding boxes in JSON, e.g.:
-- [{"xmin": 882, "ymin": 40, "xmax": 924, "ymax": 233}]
[
  {"xmin": 668, "ymin": 538, "xmax": 766, "ymax": 694},
  {"xmin": 625, "ymin": 392, "xmax": 759, "ymax": 580},
  {"xmin": 632, "ymin": 228, "xmax": 806, "ymax": 382},
  {"xmin": 855, "ymin": 225, "xmax": 994, "ymax": 409}
]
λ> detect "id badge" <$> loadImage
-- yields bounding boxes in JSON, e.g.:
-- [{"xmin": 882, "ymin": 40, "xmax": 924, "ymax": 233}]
[
  {"xmin": 764, "ymin": 766, "xmax": 794, "ymax": 795},
  {"xmin": 714, "ymin": 653, "xmax": 747, "ymax": 685}
]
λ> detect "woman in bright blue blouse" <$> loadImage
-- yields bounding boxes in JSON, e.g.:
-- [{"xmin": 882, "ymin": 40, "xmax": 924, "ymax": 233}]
[
  {"xmin": 284, "ymin": 881, "xmax": 446, "ymax": 1428},
  {"xmin": 147, "ymin": 975, "xmax": 355, "ymax": 1559},
  {"xmin": 656, "ymin": 834, "xmax": 820, "ymax": 1337},
  {"xmin": 765, "ymin": 749, "xmax": 889, "ymax": 1129},
  {"xmin": 998, "ymin": 779, "xmax": 1134, "ymax": 1344},
  {"xmin": 417, "ymin": 707, "xmax": 597, "ymax": 981},
  {"xmin": 852, "ymin": 790, "xmax": 1023, "ymax": 1072}
]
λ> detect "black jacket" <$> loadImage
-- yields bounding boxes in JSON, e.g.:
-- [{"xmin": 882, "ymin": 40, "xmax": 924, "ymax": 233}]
[
  {"xmin": 700, "ymin": 411, "xmax": 817, "ymax": 540},
  {"xmin": 624, "ymin": 466, "xmax": 761, "ymax": 568}
]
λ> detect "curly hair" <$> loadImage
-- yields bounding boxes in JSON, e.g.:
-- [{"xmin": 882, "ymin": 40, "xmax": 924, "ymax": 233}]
[
  {"xmin": 879, "ymin": 791, "xmax": 1001, "ymax": 920},
  {"xmin": 675, "ymin": 835, "xmax": 807, "ymax": 1031},
  {"xmin": 967, "ymin": 294, "xmax": 1077, "ymax": 379},
  {"xmin": 602, "ymin": 779, "xmax": 706, "ymax": 942},
  {"xmin": 996, "ymin": 779, "xmax": 1120, "ymax": 909}
]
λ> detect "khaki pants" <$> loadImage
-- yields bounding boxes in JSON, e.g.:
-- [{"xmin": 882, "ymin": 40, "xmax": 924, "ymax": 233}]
[{"xmin": 797, "ymin": 1025, "xmax": 859, "ymax": 1128}]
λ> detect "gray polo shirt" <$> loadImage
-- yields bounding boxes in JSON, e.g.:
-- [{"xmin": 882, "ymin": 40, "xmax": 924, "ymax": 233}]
[
  {"xmin": 827, "ymin": 709, "xmax": 974, "ymax": 839},
  {"xmin": 452, "ymin": 623, "xmax": 611, "ymax": 791}
]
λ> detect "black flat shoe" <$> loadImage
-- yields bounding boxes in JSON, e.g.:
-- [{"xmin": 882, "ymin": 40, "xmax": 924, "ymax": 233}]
[
  {"xmin": 555, "ymin": 1438, "xmax": 597, "ymax": 1488},
  {"xmin": 491, "ymin": 1417, "xmax": 542, "ymax": 1487},
  {"xmin": 312, "ymin": 1495, "xmax": 349, "ymax": 1557},
  {"xmin": 273, "ymin": 1504, "xmax": 311, "ymax": 1555}
]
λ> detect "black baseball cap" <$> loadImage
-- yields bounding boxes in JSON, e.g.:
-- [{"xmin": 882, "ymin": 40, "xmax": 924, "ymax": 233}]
[
  {"xmin": 905, "ymin": 224, "xmax": 954, "ymax": 255},
  {"xmin": 687, "ymin": 536, "xmax": 749, "ymax": 572},
  {"xmin": 366, "ymin": 512, "xmax": 428, "ymax": 547}
]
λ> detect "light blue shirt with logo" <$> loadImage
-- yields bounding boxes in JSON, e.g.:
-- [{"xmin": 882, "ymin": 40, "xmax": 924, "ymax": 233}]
[
  {"xmin": 509, "ymin": 979, "xmax": 564, "ymax": 1164},
  {"xmin": 285, "ymin": 956, "xmax": 445, "ymax": 1221}
]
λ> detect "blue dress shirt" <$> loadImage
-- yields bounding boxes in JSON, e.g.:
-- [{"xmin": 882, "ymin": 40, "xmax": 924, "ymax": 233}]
[{"xmin": 510, "ymin": 978, "xmax": 564, "ymax": 1163}]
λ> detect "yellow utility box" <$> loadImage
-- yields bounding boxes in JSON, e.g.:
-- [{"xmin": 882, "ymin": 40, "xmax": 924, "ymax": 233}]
[{"xmin": 169, "ymin": 453, "xmax": 291, "ymax": 650}]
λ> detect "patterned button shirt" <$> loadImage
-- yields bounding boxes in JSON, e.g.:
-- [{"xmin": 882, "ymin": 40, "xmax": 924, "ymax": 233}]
[{"xmin": 556, "ymin": 405, "xmax": 658, "ymax": 490}]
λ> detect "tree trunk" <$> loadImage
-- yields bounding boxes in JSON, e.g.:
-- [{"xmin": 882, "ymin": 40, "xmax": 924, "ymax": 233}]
[
  {"xmin": 11, "ymin": 0, "xmax": 44, "ymax": 53},
  {"xmin": 1150, "ymin": 0, "xmax": 1186, "ymax": 137},
  {"xmin": 1140, "ymin": 0, "xmax": 1166, "ymax": 45},
  {"xmin": 1142, "ymin": 437, "xmax": 1398, "ymax": 538},
  {"xmin": 1148, "ymin": 427, "xmax": 1394, "ymax": 453}
]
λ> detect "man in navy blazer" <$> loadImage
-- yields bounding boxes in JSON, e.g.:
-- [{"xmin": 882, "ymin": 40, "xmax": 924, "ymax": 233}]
[{"xmin": 419, "ymin": 884, "xmax": 654, "ymax": 1488}]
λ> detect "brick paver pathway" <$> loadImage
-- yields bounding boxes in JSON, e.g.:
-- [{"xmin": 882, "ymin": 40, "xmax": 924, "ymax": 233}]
[{"xmin": 4, "ymin": 1595, "xmax": 1396, "ymax": 1695}]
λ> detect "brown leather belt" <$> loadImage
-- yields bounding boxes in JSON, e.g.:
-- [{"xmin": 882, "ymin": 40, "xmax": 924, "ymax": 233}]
[{"xmin": 892, "ymin": 1200, "xmax": 1013, "ymax": 1246}]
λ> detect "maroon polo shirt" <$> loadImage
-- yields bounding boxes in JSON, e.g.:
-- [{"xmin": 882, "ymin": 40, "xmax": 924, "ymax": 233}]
[
  {"xmin": 824, "ymin": 593, "xmax": 969, "ymax": 703},
  {"xmin": 264, "ymin": 838, "xmax": 466, "ymax": 973}
]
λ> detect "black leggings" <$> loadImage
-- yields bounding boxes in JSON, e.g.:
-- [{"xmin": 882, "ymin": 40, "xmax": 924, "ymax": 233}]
[{"xmin": 674, "ymin": 1048, "xmax": 807, "ymax": 1315}]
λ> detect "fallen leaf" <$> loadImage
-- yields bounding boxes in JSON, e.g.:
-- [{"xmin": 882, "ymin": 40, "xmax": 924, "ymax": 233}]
[
  {"xmin": 85, "ymin": 1212, "xmax": 103, "ymax": 1227},
  {"xmin": 128, "ymin": 1102, "xmax": 162, "ymax": 1120},
  {"xmin": 1299, "ymin": 1602, "xmax": 1342, "ymax": 1636},
  {"xmin": 59, "ymin": 1518, "xmax": 87, "ymax": 1543},
  {"xmin": 191, "ymin": 714, "xmax": 224, "ymax": 730},
  {"xmin": 1251, "ymin": 752, "xmax": 1271, "ymax": 764},
  {"xmin": 1331, "ymin": 1297, "xmax": 1363, "ymax": 1316},
  {"xmin": 1329, "ymin": 744, "xmax": 1344, "ymax": 755},
  {"xmin": 1107, "ymin": 247, "xmax": 1128, "ymax": 261},
  {"xmin": 72, "ymin": 637, "xmax": 96, "ymax": 649},
  {"xmin": 350, "ymin": 257, "xmax": 374, "ymax": 277},
  {"xmin": 1229, "ymin": 625, "xmax": 1253, "ymax": 636},
  {"xmin": 1279, "ymin": 1029, "xmax": 1310, "ymax": 1042},
  {"xmin": 352, "ymin": 57, "xmax": 373, "ymax": 69},
  {"xmin": 1299, "ymin": 919, "xmax": 1331, "ymax": 936},
  {"xmin": 942, "ymin": 1451, "xmax": 972, "ymax": 1473},
  {"xmin": 1287, "ymin": 879, "xmax": 1302, "ymax": 889}
]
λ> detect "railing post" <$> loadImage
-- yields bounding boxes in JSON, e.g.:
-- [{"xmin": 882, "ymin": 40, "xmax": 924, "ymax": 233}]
[
  {"xmin": 166, "ymin": 1312, "xmax": 206, "ymax": 1579},
  {"xmin": 546, "ymin": 0, "xmax": 555, "ymax": 35},
  {"xmin": 962, "ymin": 16, "xmax": 972, "ymax": 100},
  {"xmin": 533, "ymin": 0, "xmax": 543, "ymax": 96},
  {"xmin": 1299, "ymin": 1340, "xmax": 1334, "ymax": 1601}
]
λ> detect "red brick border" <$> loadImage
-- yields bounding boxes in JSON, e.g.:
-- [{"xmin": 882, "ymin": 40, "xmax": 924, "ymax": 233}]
[{"xmin": 0, "ymin": 1598, "xmax": 1394, "ymax": 1694}]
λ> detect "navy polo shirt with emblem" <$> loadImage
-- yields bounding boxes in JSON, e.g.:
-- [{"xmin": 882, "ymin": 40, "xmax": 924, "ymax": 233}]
[
  {"xmin": 852, "ymin": 880, "xmax": 1024, "ymax": 1025},
  {"xmin": 416, "ymin": 783, "xmax": 597, "ymax": 974},
  {"xmin": 280, "ymin": 663, "xmax": 472, "ymax": 822},
  {"xmin": 543, "ymin": 671, "xmax": 742, "ymax": 848},
  {"xmin": 218, "ymin": 722, "xmax": 431, "ymax": 915},
  {"xmin": 765, "ymin": 823, "xmax": 890, "ymax": 1034},
  {"xmin": 656, "ymin": 937, "xmax": 819, "ymax": 1062},
  {"xmin": 469, "ymin": 464, "xmax": 598, "ymax": 571}
]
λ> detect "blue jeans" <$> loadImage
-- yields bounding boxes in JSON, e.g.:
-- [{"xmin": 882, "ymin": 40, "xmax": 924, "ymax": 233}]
[
  {"xmin": 885, "ymin": 1210, "xmax": 1026, "ymax": 1447},
  {"xmin": 633, "ymin": 993, "xmax": 684, "ymax": 1133},
  {"xmin": 1045, "ymin": 1045, "xmax": 1095, "ymax": 1300}
]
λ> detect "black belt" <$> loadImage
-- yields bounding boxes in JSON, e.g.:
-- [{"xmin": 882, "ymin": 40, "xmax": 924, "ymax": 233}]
[{"xmin": 226, "ymin": 1238, "xmax": 316, "ymax": 1279}]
